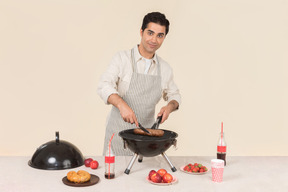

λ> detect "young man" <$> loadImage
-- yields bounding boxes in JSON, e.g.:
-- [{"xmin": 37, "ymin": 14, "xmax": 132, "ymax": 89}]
[{"xmin": 98, "ymin": 12, "xmax": 181, "ymax": 155}]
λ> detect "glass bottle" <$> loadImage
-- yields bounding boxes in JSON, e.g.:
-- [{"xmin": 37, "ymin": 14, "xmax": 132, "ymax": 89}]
[
  {"xmin": 217, "ymin": 131, "xmax": 227, "ymax": 166},
  {"xmin": 105, "ymin": 146, "xmax": 115, "ymax": 179}
]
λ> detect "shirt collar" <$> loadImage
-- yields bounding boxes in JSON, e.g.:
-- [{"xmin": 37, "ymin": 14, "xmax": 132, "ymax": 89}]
[{"xmin": 133, "ymin": 45, "xmax": 158, "ymax": 64}]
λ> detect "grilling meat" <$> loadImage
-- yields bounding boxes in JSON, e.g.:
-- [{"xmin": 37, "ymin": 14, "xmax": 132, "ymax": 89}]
[{"xmin": 133, "ymin": 128, "xmax": 164, "ymax": 137}]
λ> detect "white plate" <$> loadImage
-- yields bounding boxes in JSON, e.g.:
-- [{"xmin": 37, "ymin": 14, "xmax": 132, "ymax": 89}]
[
  {"xmin": 180, "ymin": 165, "xmax": 209, "ymax": 175},
  {"xmin": 146, "ymin": 176, "xmax": 178, "ymax": 186}
]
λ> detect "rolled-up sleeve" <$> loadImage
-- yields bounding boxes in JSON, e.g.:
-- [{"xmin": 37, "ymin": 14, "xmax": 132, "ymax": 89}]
[
  {"xmin": 97, "ymin": 54, "xmax": 121, "ymax": 104},
  {"xmin": 161, "ymin": 64, "xmax": 181, "ymax": 107}
]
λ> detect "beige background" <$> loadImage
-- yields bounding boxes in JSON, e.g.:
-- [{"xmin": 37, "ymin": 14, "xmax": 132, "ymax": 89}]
[{"xmin": 1, "ymin": 0, "xmax": 287, "ymax": 156}]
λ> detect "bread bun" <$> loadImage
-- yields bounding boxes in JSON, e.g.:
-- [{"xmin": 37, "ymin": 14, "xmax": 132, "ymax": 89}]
[{"xmin": 67, "ymin": 170, "xmax": 91, "ymax": 183}]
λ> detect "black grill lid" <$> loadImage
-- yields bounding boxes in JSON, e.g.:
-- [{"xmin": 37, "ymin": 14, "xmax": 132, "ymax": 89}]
[{"xmin": 28, "ymin": 132, "xmax": 84, "ymax": 170}]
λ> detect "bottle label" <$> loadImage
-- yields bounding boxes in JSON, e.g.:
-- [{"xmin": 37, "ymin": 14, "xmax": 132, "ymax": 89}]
[
  {"xmin": 105, "ymin": 156, "xmax": 115, "ymax": 163},
  {"xmin": 217, "ymin": 146, "xmax": 226, "ymax": 152}
]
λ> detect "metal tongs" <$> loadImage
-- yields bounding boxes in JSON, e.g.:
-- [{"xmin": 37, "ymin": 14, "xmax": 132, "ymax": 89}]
[
  {"xmin": 151, "ymin": 115, "xmax": 163, "ymax": 129},
  {"xmin": 138, "ymin": 123, "xmax": 151, "ymax": 134},
  {"xmin": 137, "ymin": 115, "xmax": 163, "ymax": 133}
]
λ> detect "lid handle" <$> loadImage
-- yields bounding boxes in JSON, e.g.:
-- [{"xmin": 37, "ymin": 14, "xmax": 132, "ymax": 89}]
[{"xmin": 56, "ymin": 131, "xmax": 60, "ymax": 144}]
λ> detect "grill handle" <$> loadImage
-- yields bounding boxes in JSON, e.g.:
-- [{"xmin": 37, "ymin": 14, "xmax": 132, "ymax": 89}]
[
  {"xmin": 173, "ymin": 139, "xmax": 178, "ymax": 150},
  {"xmin": 123, "ymin": 140, "xmax": 129, "ymax": 149}
]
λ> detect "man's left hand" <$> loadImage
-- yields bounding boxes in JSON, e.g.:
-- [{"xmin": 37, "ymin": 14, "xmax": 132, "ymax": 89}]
[{"xmin": 157, "ymin": 100, "xmax": 179, "ymax": 123}]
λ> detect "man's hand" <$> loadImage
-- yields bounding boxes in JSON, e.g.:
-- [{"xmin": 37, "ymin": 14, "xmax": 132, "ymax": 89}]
[
  {"xmin": 107, "ymin": 94, "xmax": 139, "ymax": 127},
  {"xmin": 157, "ymin": 100, "xmax": 179, "ymax": 123}
]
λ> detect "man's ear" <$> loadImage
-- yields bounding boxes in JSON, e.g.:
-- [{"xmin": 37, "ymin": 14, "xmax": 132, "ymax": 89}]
[{"xmin": 140, "ymin": 29, "xmax": 143, "ymax": 36}]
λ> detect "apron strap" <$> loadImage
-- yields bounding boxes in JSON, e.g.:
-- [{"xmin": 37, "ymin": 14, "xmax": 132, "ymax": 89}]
[{"xmin": 131, "ymin": 49, "xmax": 137, "ymax": 73}]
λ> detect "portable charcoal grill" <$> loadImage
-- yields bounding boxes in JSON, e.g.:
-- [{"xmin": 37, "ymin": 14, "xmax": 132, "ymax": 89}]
[{"xmin": 119, "ymin": 129, "xmax": 178, "ymax": 174}]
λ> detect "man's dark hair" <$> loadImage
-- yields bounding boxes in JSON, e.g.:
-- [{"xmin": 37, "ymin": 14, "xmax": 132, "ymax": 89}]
[{"xmin": 141, "ymin": 12, "xmax": 170, "ymax": 35}]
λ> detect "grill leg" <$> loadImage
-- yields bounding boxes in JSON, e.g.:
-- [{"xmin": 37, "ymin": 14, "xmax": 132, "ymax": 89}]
[
  {"xmin": 138, "ymin": 155, "xmax": 143, "ymax": 162},
  {"xmin": 161, "ymin": 152, "xmax": 177, "ymax": 172},
  {"xmin": 124, "ymin": 153, "xmax": 138, "ymax": 174}
]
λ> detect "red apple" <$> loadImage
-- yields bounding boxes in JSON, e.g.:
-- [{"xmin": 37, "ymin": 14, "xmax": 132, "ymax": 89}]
[
  {"xmin": 148, "ymin": 170, "xmax": 157, "ymax": 180},
  {"xmin": 84, "ymin": 158, "xmax": 93, "ymax": 167},
  {"xmin": 157, "ymin": 169, "xmax": 167, "ymax": 177},
  {"xmin": 150, "ymin": 172, "xmax": 162, "ymax": 183},
  {"xmin": 162, "ymin": 173, "xmax": 173, "ymax": 183},
  {"xmin": 90, "ymin": 160, "xmax": 99, "ymax": 169}
]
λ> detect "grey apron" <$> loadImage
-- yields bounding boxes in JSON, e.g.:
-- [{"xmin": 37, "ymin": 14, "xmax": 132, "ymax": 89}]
[{"xmin": 103, "ymin": 49, "xmax": 162, "ymax": 156}]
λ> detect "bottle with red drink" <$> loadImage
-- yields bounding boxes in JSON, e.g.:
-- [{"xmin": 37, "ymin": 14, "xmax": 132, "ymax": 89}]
[
  {"xmin": 217, "ymin": 122, "xmax": 227, "ymax": 166},
  {"xmin": 105, "ymin": 146, "xmax": 115, "ymax": 179}
]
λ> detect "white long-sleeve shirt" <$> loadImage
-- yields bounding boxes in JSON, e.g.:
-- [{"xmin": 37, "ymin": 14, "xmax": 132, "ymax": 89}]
[{"xmin": 97, "ymin": 45, "xmax": 181, "ymax": 106}]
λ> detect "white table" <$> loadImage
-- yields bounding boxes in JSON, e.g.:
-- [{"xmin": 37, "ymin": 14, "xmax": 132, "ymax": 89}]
[{"xmin": 0, "ymin": 156, "xmax": 287, "ymax": 192}]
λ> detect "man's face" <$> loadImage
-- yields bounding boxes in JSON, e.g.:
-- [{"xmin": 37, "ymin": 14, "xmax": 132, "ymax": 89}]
[{"xmin": 140, "ymin": 22, "xmax": 166, "ymax": 56}]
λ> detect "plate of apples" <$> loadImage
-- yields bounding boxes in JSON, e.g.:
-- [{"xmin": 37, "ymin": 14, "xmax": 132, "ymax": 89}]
[{"xmin": 147, "ymin": 169, "xmax": 178, "ymax": 185}]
